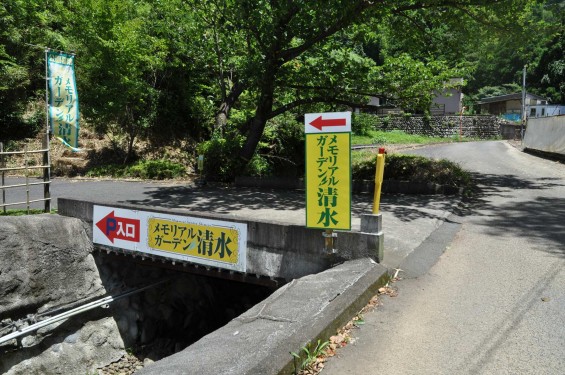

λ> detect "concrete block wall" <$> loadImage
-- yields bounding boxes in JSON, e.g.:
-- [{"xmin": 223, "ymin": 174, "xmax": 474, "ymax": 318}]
[{"xmin": 374, "ymin": 115, "xmax": 503, "ymax": 139}]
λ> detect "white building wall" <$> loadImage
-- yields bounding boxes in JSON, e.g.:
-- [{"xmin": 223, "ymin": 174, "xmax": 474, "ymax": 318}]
[
  {"xmin": 528, "ymin": 105, "xmax": 565, "ymax": 118},
  {"xmin": 432, "ymin": 88, "xmax": 463, "ymax": 114},
  {"xmin": 524, "ymin": 116, "xmax": 565, "ymax": 155}
]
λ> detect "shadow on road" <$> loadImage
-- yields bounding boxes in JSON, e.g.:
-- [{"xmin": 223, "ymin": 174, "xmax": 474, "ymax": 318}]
[
  {"xmin": 457, "ymin": 172, "xmax": 565, "ymax": 258},
  {"xmin": 376, "ymin": 194, "xmax": 459, "ymax": 223},
  {"xmin": 125, "ymin": 185, "xmax": 306, "ymax": 214},
  {"xmin": 124, "ymin": 184, "xmax": 459, "ymax": 225},
  {"xmin": 483, "ymin": 196, "xmax": 565, "ymax": 258}
]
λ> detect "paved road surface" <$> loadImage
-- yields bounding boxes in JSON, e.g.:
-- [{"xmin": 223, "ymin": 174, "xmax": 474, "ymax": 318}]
[{"xmin": 323, "ymin": 141, "xmax": 565, "ymax": 374}]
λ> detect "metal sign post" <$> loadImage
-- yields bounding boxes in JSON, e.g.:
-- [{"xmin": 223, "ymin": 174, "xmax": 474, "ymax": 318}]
[{"xmin": 0, "ymin": 142, "xmax": 5, "ymax": 214}]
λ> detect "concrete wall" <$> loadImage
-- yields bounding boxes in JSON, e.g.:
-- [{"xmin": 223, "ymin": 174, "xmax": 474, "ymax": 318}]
[
  {"xmin": 58, "ymin": 198, "xmax": 383, "ymax": 282},
  {"xmin": 523, "ymin": 116, "xmax": 565, "ymax": 155},
  {"xmin": 375, "ymin": 115, "xmax": 502, "ymax": 139},
  {"xmin": 432, "ymin": 88, "xmax": 462, "ymax": 115},
  {"xmin": 500, "ymin": 123, "xmax": 522, "ymax": 140}
]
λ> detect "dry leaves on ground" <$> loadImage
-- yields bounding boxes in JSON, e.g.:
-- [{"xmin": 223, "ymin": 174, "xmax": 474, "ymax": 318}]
[{"xmin": 295, "ymin": 274, "xmax": 400, "ymax": 375}]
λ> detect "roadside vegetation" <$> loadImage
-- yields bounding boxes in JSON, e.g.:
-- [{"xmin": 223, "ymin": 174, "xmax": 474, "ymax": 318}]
[
  {"xmin": 2, "ymin": 118, "xmax": 475, "ymax": 191},
  {"xmin": 352, "ymin": 130, "xmax": 454, "ymax": 146},
  {"xmin": 85, "ymin": 159, "xmax": 186, "ymax": 180},
  {"xmin": 352, "ymin": 151, "xmax": 473, "ymax": 193},
  {"xmin": 0, "ymin": 209, "xmax": 56, "ymax": 216}
]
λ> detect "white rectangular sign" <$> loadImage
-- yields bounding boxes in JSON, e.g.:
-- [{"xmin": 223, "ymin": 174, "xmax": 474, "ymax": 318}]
[
  {"xmin": 305, "ymin": 111, "xmax": 351, "ymax": 134},
  {"xmin": 93, "ymin": 205, "xmax": 247, "ymax": 273}
]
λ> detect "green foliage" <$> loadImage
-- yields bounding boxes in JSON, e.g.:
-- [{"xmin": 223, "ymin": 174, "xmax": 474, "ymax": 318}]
[
  {"xmin": 371, "ymin": 133, "xmax": 389, "ymax": 145},
  {"xmin": 465, "ymin": 1, "xmax": 563, "ymax": 102},
  {"xmin": 352, "ymin": 113, "xmax": 376, "ymax": 136},
  {"xmin": 128, "ymin": 160, "xmax": 185, "ymax": 179},
  {"xmin": 258, "ymin": 113, "xmax": 305, "ymax": 177},
  {"xmin": 86, "ymin": 159, "xmax": 186, "ymax": 180},
  {"xmin": 197, "ymin": 114, "xmax": 306, "ymax": 181},
  {"xmin": 351, "ymin": 129, "xmax": 452, "ymax": 146},
  {"xmin": 530, "ymin": 30, "xmax": 565, "ymax": 103},
  {"xmin": 0, "ymin": 0, "xmax": 547, "ymax": 177},
  {"xmin": 197, "ymin": 137, "xmax": 245, "ymax": 182},
  {"xmin": 352, "ymin": 152, "xmax": 472, "ymax": 190},
  {"xmin": 374, "ymin": 54, "xmax": 467, "ymax": 113},
  {"xmin": 290, "ymin": 339, "xmax": 330, "ymax": 373},
  {"xmin": 72, "ymin": 0, "xmax": 166, "ymax": 157},
  {"xmin": 0, "ymin": 0, "xmax": 72, "ymax": 141}
]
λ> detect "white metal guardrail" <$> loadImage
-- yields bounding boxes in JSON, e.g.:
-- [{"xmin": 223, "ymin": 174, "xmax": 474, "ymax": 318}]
[{"xmin": 0, "ymin": 141, "xmax": 51, "ymax": 213}]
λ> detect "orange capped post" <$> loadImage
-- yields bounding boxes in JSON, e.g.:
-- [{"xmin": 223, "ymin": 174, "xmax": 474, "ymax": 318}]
[{"xmin": 372, "ymin": 148, "xmax": 386, "ymax": 214}]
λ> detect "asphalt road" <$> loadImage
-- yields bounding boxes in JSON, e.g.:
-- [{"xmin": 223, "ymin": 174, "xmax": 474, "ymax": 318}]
[{"xmin": 323, "ymin": 140, "xmax": 565, "ymax": 374}]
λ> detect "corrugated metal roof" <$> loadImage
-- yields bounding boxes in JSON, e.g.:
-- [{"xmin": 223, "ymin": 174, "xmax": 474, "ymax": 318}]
[{"xmin": 478, "ymin": 92, "xmax": 547, "ymax": 104}]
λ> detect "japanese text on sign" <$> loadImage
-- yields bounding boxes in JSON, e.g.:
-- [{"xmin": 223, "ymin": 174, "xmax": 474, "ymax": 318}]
[
  {"xmin": 92, "ymin": 206, "xmax": 247, "ymax": 272},
  {"xmin": 148, "ymin": 218, "xmax": 239, "ymax": 265},
  {"xmin": 47, "ymin": 51, "xmax": 79, "ymax": 148},
  {"xmin": 306, "ymin": 132, "xmax": 351, "ymax": 230}
]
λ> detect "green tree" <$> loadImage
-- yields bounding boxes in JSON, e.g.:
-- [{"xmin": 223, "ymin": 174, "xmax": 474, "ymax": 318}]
[
  {"xmin": 186, "ymin": 0, "xmax": 539, "ymax": 167},
  {"xmin": 466, "ymin": 1, "xmax": 562, "ymax": 99},
  {"xmin": 0, "ymin": 0, "xmax": 71, "ymax": 141},
  {"xmin": 70, "ymin": 0, "xmax": 169, "ymax": 161},
  {"xmin": 529, "ymin": 8, "xmax": 564, "ymax": 103}
]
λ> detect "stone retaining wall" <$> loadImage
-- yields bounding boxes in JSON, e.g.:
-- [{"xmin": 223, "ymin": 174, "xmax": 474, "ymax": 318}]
[
  {"xmin": 0, "ymin": 215, "xmax": 125, "ymax": 375},
  {"xmin": 374, "ymin": 115, "xmax": 503, "ymax": 139}
]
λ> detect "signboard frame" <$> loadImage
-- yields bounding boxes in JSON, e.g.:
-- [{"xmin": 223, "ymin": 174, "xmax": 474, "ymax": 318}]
[
  {"xmin": 305, "ymin": 112, "xmax": 352, "ymax": 231},
  {"xmin": 93, "ymin": 205, "xmax": 247, "ymax": 273}
]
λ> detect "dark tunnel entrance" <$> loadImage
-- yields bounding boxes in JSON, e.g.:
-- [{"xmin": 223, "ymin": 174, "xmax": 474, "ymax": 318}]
[{"xmin": 94, "ymin": 251, "xmax": 277, "ymax": 370}]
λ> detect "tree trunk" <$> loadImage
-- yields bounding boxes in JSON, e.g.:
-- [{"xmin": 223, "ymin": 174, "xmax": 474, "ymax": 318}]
[
  {"xmin": 214, "ymin": 82, "xmax": 244, "ymax": 135},
  {"xmin": 239, "ymin": 67, "xmax": 277, "ymax": 162}
]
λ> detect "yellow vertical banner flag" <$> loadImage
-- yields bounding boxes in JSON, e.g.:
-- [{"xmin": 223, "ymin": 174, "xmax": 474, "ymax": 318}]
[
  {"xmin": 47, "ymin": 51, "xmax": 80, "ymax": 150},
  {"xmin": 305, "ymin": 112, "xmax": 351, "ymax": 230}
]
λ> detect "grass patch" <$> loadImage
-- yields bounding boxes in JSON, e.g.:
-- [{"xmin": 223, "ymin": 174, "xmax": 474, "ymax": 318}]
[
  {"xmin": 86, "ymin": 159, "xmax": 186, "ymax": 180},
  {"xmin": 352, "ymin": 151, "xmax": 473, "ymax": 192},
  {"xmin": 352, "ymin": 129, "xmax": 452, "ymax": 146},
  {"xmin": 0, "ymin": 209, "xmax": 56, "ymax": 216},
  {"xmin": 351, "ymin": 129, "xmax": 490, "ymax": 146}
]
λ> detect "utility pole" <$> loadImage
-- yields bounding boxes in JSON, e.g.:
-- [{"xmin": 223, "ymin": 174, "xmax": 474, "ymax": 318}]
[{"xmin": 521, "ymin": 65, "xmax": 527, "ymax": 142}]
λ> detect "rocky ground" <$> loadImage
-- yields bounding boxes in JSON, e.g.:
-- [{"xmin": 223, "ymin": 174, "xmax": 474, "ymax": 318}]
[{"xmin": 98, "ymin": 353, "xmax": 152, "ymax": 375}]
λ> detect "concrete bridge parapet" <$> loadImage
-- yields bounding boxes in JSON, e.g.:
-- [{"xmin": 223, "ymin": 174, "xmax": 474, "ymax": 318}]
[{"xmin": 58, "ymin": 198, "xmax": 383, "ymax": 282}]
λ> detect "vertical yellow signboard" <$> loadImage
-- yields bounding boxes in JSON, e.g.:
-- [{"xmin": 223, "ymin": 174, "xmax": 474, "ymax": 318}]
[{"xmin": 305, "ymin": 112, "xmax": 351, "ymax": 230}]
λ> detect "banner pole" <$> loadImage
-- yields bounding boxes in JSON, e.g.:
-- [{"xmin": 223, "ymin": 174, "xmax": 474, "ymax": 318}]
[
  {"xmin": 44, "ymin": 49, "xmax": 51, "ymax": 212},
  {"xmin": 45, "ymin": 48, "xmax": 49, "ymax": 136}
]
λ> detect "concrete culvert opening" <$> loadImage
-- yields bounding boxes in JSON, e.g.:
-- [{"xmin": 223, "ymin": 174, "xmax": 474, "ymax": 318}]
[{"xmin": 95, "ymin": 254, "xmax": 275, "ymax": 365}]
